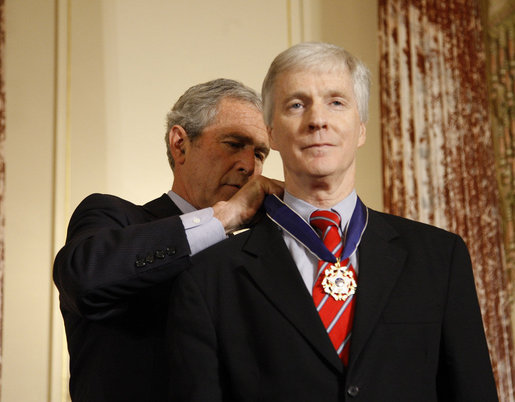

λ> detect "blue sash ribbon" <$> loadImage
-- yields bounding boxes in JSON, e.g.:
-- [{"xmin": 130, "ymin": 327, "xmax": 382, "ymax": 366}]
[{"xmin": 264, "ymin": 194, "xmax": 368, "ymax": 263}]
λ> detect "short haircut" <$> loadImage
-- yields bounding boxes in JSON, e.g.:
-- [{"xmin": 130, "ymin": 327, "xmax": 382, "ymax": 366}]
[
  {"xmin": 261, "ymin": 42, "xmax": 371, "ymax": 126},
  {"xmin": 165, "ymin": 78, "xmax": 262, "ymax": 170}
]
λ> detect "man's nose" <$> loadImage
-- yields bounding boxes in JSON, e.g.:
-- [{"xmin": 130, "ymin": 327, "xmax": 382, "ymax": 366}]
[
  {"xmin": 236, "ymin": 148, "xmax": 256, "ymax": 176},
  {"xmin": 307, "ymin": 103, "xmax": 328, "ymax": 132}
]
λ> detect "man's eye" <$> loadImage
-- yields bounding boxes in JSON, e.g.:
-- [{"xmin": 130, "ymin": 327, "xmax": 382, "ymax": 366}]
[
  {"xmin": 289, "ymin": 102, "xmax": 303, "ymax": 109},
  {"xmin": 332, "ymin": 100, "xmax": 343, "ymax": 106},
  {"xmin": 255, "ymin": 152, "xmax": 265, "ymax": 162}
]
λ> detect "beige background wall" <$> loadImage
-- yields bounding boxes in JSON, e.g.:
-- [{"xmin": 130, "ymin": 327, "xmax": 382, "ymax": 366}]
[{"xmin": 3, "ymin": 1, "xmax": 380, "ymax": 401}]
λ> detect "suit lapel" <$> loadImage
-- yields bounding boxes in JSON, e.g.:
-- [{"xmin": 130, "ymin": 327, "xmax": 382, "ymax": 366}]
[
  {"xmin": 242, "ymin": 217, "xmax": 344, "ymax": 373},
  {"xmin": 348, "ymin": 211, "xmax": 406, "ymax": 368}
]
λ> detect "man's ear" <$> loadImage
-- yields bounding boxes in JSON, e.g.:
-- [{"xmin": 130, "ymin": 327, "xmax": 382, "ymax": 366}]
[
  {"xmin": 267, "ymin": 126, "xmax": 278, "ymax": 151},
  {"xmin": 357, "ymin": 123, "xmax": 367, "ymax": 148},
  {"xmin": 169, "ymin": 125, "xmax": 189, "ymax": 165}
]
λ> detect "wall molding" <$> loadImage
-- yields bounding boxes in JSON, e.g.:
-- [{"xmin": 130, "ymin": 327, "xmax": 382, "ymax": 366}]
[{"xmin": 50, "ymin": 0, "xmax": 71, "ymax": 400}]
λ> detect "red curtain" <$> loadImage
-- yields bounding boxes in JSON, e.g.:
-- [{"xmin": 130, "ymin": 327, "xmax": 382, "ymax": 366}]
[
  {"xmin": 488, "ymin": 1, "xmax": 515, "ymax": 337},
  {"xmin": 379, "ymin": 0, "xmax": 514, "ymax": 399}
]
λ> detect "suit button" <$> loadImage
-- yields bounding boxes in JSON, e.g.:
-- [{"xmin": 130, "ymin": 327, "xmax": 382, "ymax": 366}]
[
  {"xmin": 135, "ymin": 257, "xmax": 146, "ymax": 268},
  {"xmin": 145, "ymin": 253, "xmax": 154, "ymax": 264},
  {"xmin": 347, "ymin": 385, "xmax": 359, "ymax": 397},
  {"xmin": 166, "ymin": 247, "xmax": 176, "ymax": 256},
  {"xmin": 155, "ymin": 249, "xmax": 165, "ymax": 259}
]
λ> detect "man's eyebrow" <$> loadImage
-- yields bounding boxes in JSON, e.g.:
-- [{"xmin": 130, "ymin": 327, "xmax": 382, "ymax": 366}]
[
  {"xmin": 283, "ymin": 89, "xmax": 350, "ymax": 101},
  {"xmin": 222, "ymin": 133, "xmax": 270, "ymax": 155},
  {"xmin": 257, "ymin": 144, "xmax": 270, "ymax": 157},
  {"xmin": 282, "ymin": 91, "xmax": 308, "ymax": 103},
  {"xmin": 328, "ymin": 90, "xmax": 351, "ymax": 99}
]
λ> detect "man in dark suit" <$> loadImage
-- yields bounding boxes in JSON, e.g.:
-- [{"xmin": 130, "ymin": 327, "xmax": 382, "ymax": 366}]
[
  {"xmin": 53, "ymin": 78, "xmax": 282, "ymax": 402},
  {"xmin": 167, "ymin": 44, "xmax": 498, "ymax": 401}
]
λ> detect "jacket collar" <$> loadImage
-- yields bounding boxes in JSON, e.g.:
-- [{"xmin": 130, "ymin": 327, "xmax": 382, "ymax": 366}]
[
  {"xmin": 348, "ymin": 210, "xmax": 406, "ymax": 369},
  {"xmin": 143, "ymin": 194, "xmax": 182, "ymax": 219},
  {"xmin": 242, "ymin": 217, "xmax": 345, "ymax": 373},
  {"xmin": 240, "ymin": 211, "xmax": 407, "ymax": 374}
]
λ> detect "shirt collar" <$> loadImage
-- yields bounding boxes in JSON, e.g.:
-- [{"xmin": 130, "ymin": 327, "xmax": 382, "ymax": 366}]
[
  {"xmin": 167, "ymin": 190, "xmax": 197, "ymax": 214},
  {"xmin": 282, "ymin": 190, "xmax": 357, "ymax": 229}
]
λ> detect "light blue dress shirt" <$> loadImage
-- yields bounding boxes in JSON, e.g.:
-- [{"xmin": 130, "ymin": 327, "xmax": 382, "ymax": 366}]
[
  {"xmin": 281, "ymin": 190, "xmax": 359, "ymax": 295},
  {"xmin": 167, "ymin": 190, "xmax": 226, "ymax": 256}
]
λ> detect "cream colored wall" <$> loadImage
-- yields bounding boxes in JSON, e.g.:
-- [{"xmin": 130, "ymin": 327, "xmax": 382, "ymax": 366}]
[
  {"xmin": 66, "ymin": 0, "xmax": 381, "ymax": 210},
  {"xmin": 67, "ymin": 0, "xmax": 290, "ymax": 208},
  {"xmin": 3, "ymin": 0, "xmax": 381, "ymax": 401}
]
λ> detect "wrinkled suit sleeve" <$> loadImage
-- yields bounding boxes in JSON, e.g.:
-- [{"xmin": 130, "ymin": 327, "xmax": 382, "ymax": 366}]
[
  {"xmin": 436, "ymin": 235, "xmax": 498, "ymax": 401},
  {"xmin": 53, "ymin": 194, "xmax": 192, "ymax": 320}
]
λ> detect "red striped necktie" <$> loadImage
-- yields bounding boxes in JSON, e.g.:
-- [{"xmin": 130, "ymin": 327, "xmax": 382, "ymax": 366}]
[{"xmin": 310, "ymin": 209, "xmax": 357, "ymax": 366}]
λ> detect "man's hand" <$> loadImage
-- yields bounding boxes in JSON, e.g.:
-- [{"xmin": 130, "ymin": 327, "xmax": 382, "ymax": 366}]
[{"xmin": 213, "ymin": 176, "xmax": 284, "ymax": 234}]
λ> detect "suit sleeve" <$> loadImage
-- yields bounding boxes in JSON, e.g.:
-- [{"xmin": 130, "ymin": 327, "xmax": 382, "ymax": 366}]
[
  {"xmin": 167, "ymin": 270, "xmax": 222, "ymax": 402},
  {"xmin": 437, "ymin": 235, "xmax": 498, "ymax": 401},
  {"xmin": 53, "ymin": 194, "xmax": 192, "ymax": 320}
]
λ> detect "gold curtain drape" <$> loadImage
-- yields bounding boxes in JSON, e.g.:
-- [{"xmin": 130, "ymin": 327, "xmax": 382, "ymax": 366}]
[{"xmin": 379, "ymin": 0, "xmax": 514, "ymax": 400}]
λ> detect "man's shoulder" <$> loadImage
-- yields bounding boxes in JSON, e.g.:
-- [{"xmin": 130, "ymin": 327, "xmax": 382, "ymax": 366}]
[
  {"xmin": 189, "ymin": 217, "xmax": 281, "ymax": 271},
  {"xmin": 367, "ymin": 208, "xmax": 461, "ymax": 245},
  {"xmin": 76, "ymin": 193, "xmax": 139, "ymax": 210},
  {"xmin": 76, "ymin": 193, "xmax": 171, "ymax": 212},
  {"xmin": 70, "ymin": 193, "xmax": 176, "ymax": 225}
]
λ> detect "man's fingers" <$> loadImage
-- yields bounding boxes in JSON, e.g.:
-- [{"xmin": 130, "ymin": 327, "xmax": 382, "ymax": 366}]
[
  {"xmin": 214, "ymin": 176, "xmax": 284, "ymax": 234},
  {"xmin": 262, "ymin": 178, "xmax": 284, "ymax": 196},
  {"xmin": 244, "ymin": 176, "xmax": 284, "ymax": 196}
]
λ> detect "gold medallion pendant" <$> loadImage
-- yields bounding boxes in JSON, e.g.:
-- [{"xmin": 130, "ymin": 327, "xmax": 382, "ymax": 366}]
[{"xmin": 321, "ymin": 260, "xmax": 357, "ymax": 301}]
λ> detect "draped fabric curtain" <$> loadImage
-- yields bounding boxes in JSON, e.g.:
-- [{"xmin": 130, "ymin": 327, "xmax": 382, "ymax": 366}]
[
  {"xmin": 0, "ymin": 0, "xmax": 5, "ymax": 393},
  {"xmin": 488, "ymin": 2, "xmax": 515, "ymax": 330},
  {"xmin": 378, "ymin": 0, "xmax": 514, "ymax": 400}
]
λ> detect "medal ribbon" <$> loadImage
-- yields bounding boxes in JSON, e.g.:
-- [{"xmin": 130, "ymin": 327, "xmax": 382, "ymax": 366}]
[{"xmin": 264, "ymin": 194, "xmax": 368, "ymax": 263}]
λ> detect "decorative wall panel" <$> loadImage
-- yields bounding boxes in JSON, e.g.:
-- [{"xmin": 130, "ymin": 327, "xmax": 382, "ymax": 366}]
[{"xmin": 0, "ymin": 0, "xmax": 5, "ymax": 393}]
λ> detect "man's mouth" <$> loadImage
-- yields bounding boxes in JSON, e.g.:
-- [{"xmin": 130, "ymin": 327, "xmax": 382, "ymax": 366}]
[{"xmin": 303, "ymin": 143, "xmax": 333, "ymax": 150}]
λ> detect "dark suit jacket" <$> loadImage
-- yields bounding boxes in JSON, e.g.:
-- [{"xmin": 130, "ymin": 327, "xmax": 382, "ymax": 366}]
[
  {"xmin": 54, "ymin": 193, "xmax": 192, "ymax": 402},
  {"xmin": 167, "ymin": 210, "xmax": 498, "ymax": 401}
]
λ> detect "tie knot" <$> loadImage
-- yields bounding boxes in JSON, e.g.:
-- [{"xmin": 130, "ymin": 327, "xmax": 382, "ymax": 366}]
[{"xmin": 310, "ymin": 210, "xmax": 341, "ymax": 233}]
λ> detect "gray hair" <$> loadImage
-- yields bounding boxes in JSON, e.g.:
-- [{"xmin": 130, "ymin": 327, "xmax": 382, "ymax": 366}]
[
  {"xmin": 261, "ymin": 42, "xmax": 371, "ymax": 126},
  {"xmin": 165, "ymin": 78, "xmax": 262, "ymax": 170}
]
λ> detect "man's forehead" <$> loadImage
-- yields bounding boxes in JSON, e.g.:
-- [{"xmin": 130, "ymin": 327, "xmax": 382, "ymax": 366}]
[
  {"xmin": 216, "ymin": 97, "xmax": 261, "ymax": 116},
  {"xmin": 273, "ymin": 67, "xmax": 353, "ymax": 98},
  {"xmin": 212, "ymin": 107, "xmax": 264, "ymax": 128},
  {"xmin": 283, "ymin": 65, "xmax": 349, "ymax": 81}
]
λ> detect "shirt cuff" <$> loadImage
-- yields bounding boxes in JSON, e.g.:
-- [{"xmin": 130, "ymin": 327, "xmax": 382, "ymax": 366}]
[{"xmin": 180, "ymin": 208, "xmax": 226, "ymax": 255}]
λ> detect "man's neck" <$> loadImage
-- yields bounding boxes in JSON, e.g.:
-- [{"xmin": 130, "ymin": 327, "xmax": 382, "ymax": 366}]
[{"xmin": 284, "ymin": 175, "xmax": 355, "ymax": 209}]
